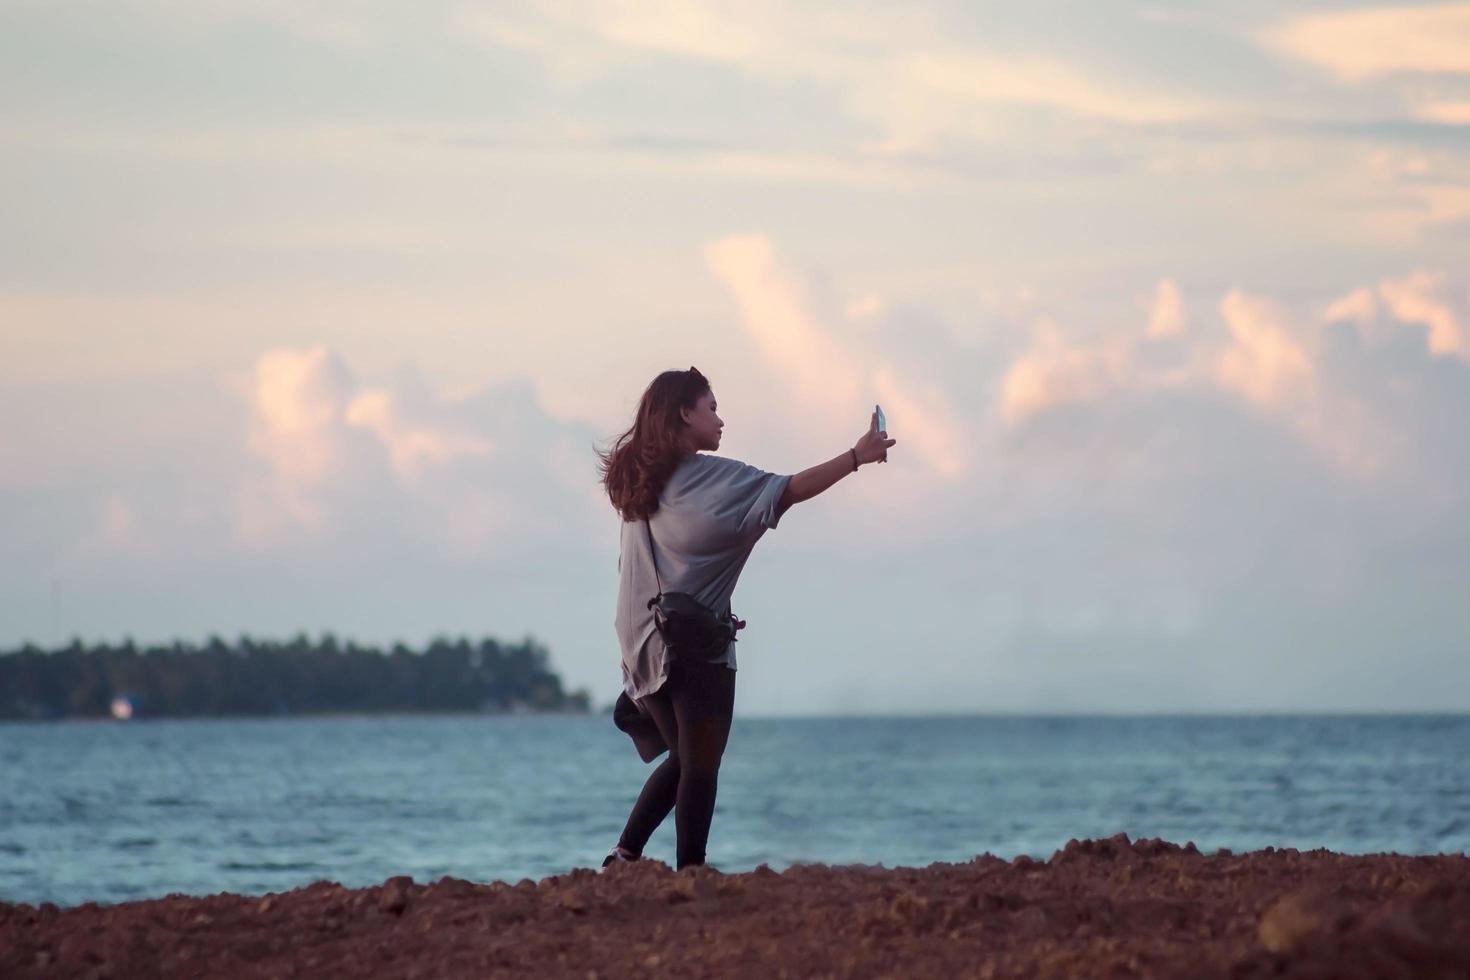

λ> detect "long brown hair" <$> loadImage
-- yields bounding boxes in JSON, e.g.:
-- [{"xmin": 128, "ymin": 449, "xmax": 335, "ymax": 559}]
[{"xmin": 597, "ymin": 367, "xmax": 710, "ymax": 522}]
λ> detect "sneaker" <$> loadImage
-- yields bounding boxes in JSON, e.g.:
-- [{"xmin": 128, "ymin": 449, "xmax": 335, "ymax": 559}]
[{"xmin": 599, "ymin": 846, "xmax": 639, "ymax": 872}]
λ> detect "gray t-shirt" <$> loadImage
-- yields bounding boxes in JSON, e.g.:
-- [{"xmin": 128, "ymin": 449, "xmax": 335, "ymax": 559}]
[{"xmin": 615, "ymin": 452, "xmax": 793, "ymax": 700}]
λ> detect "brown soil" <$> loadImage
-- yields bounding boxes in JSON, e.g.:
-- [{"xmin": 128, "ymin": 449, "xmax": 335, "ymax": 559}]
[{"xmin": 4, "ymin": 836, "xmax": 1469, "ymax": 979}]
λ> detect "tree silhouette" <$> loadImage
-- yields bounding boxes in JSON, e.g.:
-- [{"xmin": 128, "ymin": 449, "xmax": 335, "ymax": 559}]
[{"xmin": 0, "ymin": 635, "xmax": 591, "ymax": 720}]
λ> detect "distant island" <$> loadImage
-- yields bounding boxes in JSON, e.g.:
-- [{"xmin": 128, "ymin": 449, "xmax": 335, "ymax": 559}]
[{"xmin": 0, "ymin": 634, "xmax": 591, "ymax": 721}]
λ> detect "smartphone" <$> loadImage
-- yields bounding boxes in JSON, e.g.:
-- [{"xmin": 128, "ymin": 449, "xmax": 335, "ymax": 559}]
[{"xmin": 875, "ymin": 404, "xmax": 887, "ymax": 432}]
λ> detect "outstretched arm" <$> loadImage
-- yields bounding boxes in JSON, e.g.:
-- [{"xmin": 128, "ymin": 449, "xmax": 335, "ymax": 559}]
[{"xmin": 775, "ymin": 408, "xmax": 896, "ymax": 518}]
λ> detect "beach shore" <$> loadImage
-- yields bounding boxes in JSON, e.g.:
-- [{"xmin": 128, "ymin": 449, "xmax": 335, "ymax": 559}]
[{"xmin": 4, "ymin": 836, "xmax": 1468, "ymax": 979}]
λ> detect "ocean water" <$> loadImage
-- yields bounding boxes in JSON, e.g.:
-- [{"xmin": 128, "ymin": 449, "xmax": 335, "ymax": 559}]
[{"xmin": 2, "ymin": 714, "xmax": 1467, "ymax": 907}]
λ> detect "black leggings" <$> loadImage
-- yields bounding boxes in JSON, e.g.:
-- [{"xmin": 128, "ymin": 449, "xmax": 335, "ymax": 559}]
[{"xmin": 617, "ymin": 657, "xmax": 736, "ymax": 869}]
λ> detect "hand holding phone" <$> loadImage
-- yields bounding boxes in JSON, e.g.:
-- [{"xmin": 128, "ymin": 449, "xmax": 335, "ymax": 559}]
[
  {"xmin": 858, "ymin": 404, "xmax": 896, "ymax": 466},
  {"xmin": 870, "ymin": 403, "xmax": 893, "ymax": 464}
]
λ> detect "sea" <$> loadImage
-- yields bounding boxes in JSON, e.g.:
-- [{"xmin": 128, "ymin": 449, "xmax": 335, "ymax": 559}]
[{"xmin": 3, "ymin": 714, "xmax": 1467, "ymax": 907}]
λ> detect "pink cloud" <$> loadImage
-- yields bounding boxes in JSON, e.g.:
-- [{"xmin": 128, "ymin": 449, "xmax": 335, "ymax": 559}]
[
  {"xmin": 1147, "ymin": 278, "xmax": 1186, "ymax": 338},
  {"xmin": 703, "ymin": 233, "xmax": 967, "ymax": 478},
  {"xmin": 1376, "ymin": 271, "xmax": 1468, "ymax": 360},
  {"xmin": 1214, "ymin": 290, "xmax": 1315, "ymax": 409},
  {"xmin": 241, "ymin": 345, "xmax": 355, "ymax": 535},
  {"xmin": 344, "ymin": 388, "xmax": 493, "ymax": 483}
]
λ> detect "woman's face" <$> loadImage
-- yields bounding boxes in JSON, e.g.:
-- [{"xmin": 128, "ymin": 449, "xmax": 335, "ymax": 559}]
[{"xmin": 680, "ymin": 390, "xmax": 724, "ymax": 452}]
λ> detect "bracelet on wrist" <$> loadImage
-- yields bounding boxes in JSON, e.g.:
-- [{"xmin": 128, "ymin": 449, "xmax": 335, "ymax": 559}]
[{"xmin": 849, "ymin": 448, "xmax": 859, "ymax": 471}]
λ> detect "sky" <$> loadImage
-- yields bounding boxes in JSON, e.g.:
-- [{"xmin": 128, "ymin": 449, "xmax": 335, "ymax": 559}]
[{"xmin": 3, "ymin": 0, "xmax": 1469, "ymax": 714}]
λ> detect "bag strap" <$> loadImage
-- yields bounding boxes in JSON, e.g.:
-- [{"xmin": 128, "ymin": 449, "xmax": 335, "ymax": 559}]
[{"xmin": 643, "ymin": 518, "xmax": 663, "ymax": 598}]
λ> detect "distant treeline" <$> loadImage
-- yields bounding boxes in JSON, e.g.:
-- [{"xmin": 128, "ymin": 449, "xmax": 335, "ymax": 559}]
[{"xmin": 0, "ymin": 634, "xmax": 591, "ymax": 720}]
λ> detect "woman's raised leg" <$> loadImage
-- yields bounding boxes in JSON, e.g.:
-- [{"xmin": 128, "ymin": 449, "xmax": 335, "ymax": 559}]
[{"xmin": 614, "ymin": 687, "xmax": 681, "ymax": 857}]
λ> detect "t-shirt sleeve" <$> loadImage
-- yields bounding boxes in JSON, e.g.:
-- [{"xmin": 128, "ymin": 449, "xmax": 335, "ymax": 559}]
[{"xmin": 732, "ymin": 462, "xmax": 793, "ymax": 535}]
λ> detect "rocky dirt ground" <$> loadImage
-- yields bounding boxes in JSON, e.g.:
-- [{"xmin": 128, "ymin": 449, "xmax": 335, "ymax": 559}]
[{"xmin": 4, "ymin": 836, "xmax": 1469, "ymax": 979}]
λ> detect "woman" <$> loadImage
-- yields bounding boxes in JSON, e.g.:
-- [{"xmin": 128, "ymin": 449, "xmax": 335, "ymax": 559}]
[{"xmin": 596, "ymin": 366, "xmax": 896, "ymax": 870}]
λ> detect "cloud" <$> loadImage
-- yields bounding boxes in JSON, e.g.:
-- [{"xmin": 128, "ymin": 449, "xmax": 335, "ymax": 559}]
[
  {"xmin": 1408, "ymin": 97, "xmax": 1470, "ymax": 124},
  {"xmin": 1258, "ymin": 2, "xmax": 1470, "ymax": 242},
  {"xmin": 1214, "ymin": 290, "xmax": 1315, "ymax": 409},
  {"xmin": 1343, "ymin": 155, "xmax": 1470, "ymax": 242},
  {"xmin": 232, "ymin": 347, "xmax": 610, "ymax": 555},
  {"xmin": 884, "ymin": 50, "xmax": 1210, "ymax": 134},
  {"xmin": 998, "ymin": 320, "xmax": 1136, "ymax": 427},
  {"xmin": 704, "ymin": 241, "xmax": 1461, "ymax": 502},
  {"xmin": 1214, "ymin": 289, "xmax": 1390, "ymax": 474},
  {"xmin": 1323, "ymin": 286, "xmax": 1378, "ymax": 326},
  {"xmin": 846, "ymin": 293, "xmax": 885, "ymax": 320},
  {"xmin": 740, "ymin": 298, "xmax": 1470, "ymax": 710},
  {"xmin": 702, "ymin": 234, "xmax": 864, "ymax": 420},
  {"xmin": 246, "ymin": 347, "xmax": 352, "ymax": 485},
  {"xmin": 0, "ymin": 343, "xmax": 610, "ymax": 559},
  {"xmin": 344, "ymin": 388, "xmax": 494, "ymax": 483},
  {"xmin": 1322, "ymin": 270, "xmax": 1470, "ymax": 362},
  {"xmin": 697, "ymin": 243, "xmax": 1470, "ymax": 525},
  {"xmin": 241, "ymin": 346, "xmax": 357, "ymax": 535},
  {"xmin": 1376, "ymin": 270, "xmax": 1468, "ymax": 359},
  {"xmin": 987, "ymin": 270, "xmax": 1467, "ymax": 479},
  {"xmin": 871, "ymin": 365, "xmax": 963, "ymax": 478},
  {"xmin": 1147, "ymin": 278, "xmax": 1186, "ymax": 338},
  {"xmin": 117, "ymin": 0, "xmax": 404, "ymax": 49},
  {"xmin": 703, "ymin": 233, "xmax": 967, "ymax": 478},
  {"xmin": 1264, "ymin": 4, "xmax": 1470, "ymax": 82},
  {"xmin": 463, "ymin": 1, "xmax": 1220, "ymax": 151}
]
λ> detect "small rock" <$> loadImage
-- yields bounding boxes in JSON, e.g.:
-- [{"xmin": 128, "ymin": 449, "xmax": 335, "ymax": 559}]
[
  {"xmin": 889, "ymin": 891, "xmax": 930, "ymax": 921},
  {"xmin": 1259, "ymin": 888, "xmax": 1341, "ymax": 953},
  {"xmin": 430, "ymin": 877, "xmax": 479, "ymax": 899},
  {"xmin": 256, "ymin": 897, "xmax": 275, "ymax": 914},
  {"xmin": 379, "ymin": 876, "xmax": 414, "ymax": 915}
]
